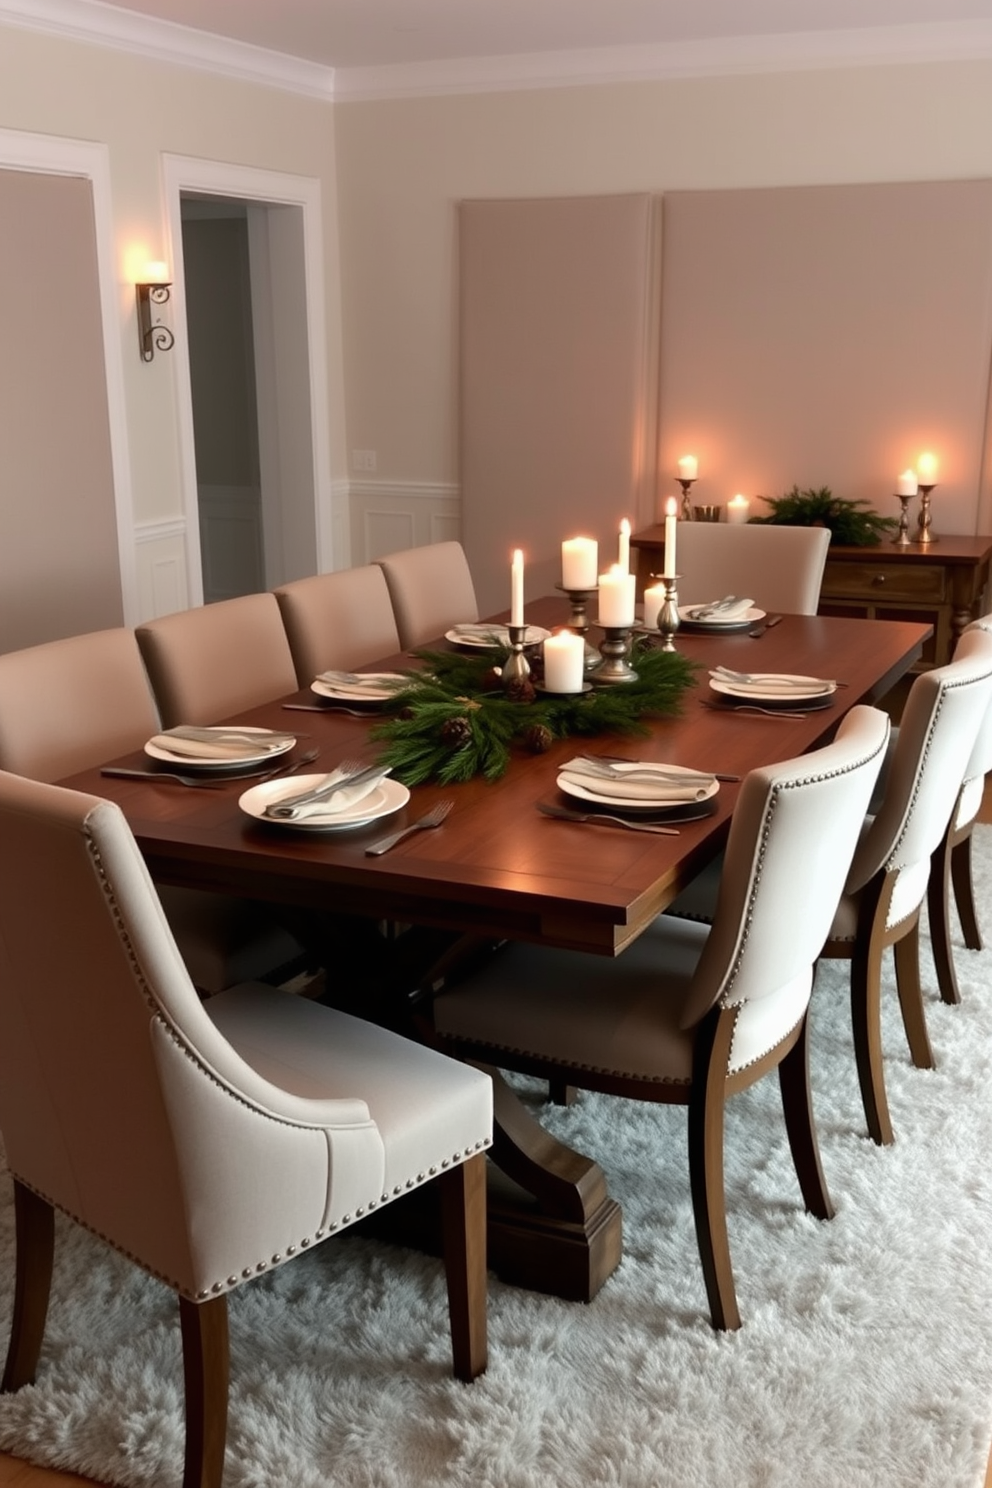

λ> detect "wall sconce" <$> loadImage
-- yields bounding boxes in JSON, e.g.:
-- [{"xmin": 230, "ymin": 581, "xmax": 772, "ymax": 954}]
[{"xmin": 135, "ymin": 263, "xmax": 175, "ymax": 362}]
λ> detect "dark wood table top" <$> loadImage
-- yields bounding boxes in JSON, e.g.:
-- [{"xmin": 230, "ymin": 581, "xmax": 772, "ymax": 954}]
[{"xmin": 60, "ymin": 600, "xmax": 929, "ymax": 958}]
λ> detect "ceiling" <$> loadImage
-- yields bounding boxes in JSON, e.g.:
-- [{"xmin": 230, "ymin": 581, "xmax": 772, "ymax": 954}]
[{"xmin": 55, "ymin": 0, "xmax": 992, "ymax": 71}]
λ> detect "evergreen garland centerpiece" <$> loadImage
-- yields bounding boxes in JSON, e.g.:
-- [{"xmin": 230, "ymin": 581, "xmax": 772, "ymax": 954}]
[
  {"xmin": 370, "ymin": 640, "xmax": 698, "ymax": 786},
  {"xmin": 752, "ymin": 485, "xmax": 897, "ymax": 546}
]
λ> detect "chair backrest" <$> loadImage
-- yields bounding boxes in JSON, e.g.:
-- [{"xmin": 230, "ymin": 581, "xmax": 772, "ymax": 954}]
[
  {"xmin": 135, "ymin": 593, "xmax": 299, "ymax": 726},
  {"xmin": 376, "ymin": 541, "xmax": 480, "ymax": 648},
  {"xmin": 845, "ymin": 625, "xmax": 992, "ymax": 903},
  {"xmin": 0, "ymin": 628, "xmax": 159, "ymax": 781},
  {"xmin": 675, "ymin": 524, "xmax": 831, "ymax": 615},
  {"xmin": 274, "ymin": 566, "xmax": 401, "ymax": 686},
  {"xmin": 680, "ymin": 705, "xmax": 890, "ymax": 1071},
  {"xmin": 0, "ymin": 770, "xmax": 379, "ymax": 1296},
  {"xmin": 955, "ymin": 612, "xmax": 992, "ymax": 827}
]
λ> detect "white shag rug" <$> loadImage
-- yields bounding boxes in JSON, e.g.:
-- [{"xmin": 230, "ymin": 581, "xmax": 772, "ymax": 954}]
[{"xmin": 3, "ymin": 828, "xmax": 992, "ymax": 1488}]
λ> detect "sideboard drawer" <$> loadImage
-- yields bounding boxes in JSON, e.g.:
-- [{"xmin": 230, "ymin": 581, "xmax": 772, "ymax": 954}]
[{"xmin": 822, "ymin": 560, "xmax": 947, "ymax": 603}]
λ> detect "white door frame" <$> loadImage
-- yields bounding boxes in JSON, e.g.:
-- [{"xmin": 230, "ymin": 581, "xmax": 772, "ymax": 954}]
[
  {"xmin": 161, "ymin": 155, "xmax": 333, "ymax": 606},
  {"xmin": 0, "ymin": 127, "xmax": 138, "ymax": 624}
]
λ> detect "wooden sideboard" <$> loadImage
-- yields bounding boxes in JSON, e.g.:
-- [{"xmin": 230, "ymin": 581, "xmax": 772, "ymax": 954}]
[{"xmin": 631, "ymin": 527, "xmax": 992, "ymax": 668}]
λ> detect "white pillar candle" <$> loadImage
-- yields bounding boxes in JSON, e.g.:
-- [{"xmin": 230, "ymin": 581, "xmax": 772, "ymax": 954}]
[
  {"xmin": 510, "ymin": 548, "xmax": 524, "ymax": 627},
  {"xmin": 663, "ymin": 496, "xmax": 678, "ymax": 578},
  {"xmin": 643, "ymin": 582, "xmax": 667, "ymax": 630},
  {"xmin": 896, "ymin": 469, "xmax": 918, "ymax": 496},
  {"xmin": 916, "ymin": 451, "xmax": 938, "ymax": 485},
  {"xmin": 677, "ymin": 455, "xmax": 698, "ymax": 481},
  {"xmin": 542, "ymin": 630, "xmax": 585, "ymax": 693},
  {"xmin": 726, "ymin": 494, "xmax": 750, "ymax": 525},
  {"xmin": 561, "ymin": 536, "xmax": 598, "ymax": 590},
  {"xmin": 618, "ymin": 518, "xmax": 631, "ymax": 574},
  {"xmin": 597, "ymin": 566, "xmax": 636, "ymax": 627}
]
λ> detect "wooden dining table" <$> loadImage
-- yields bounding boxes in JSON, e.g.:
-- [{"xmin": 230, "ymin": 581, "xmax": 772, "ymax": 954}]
[{"xmin": 60, "ymin": 599, "xmax": 930, "ymax": 1300}]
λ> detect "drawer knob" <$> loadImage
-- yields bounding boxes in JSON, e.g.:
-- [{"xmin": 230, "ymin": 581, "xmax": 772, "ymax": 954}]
[{"xmin": 871, "ymin": 572, "xmax": 886, "ymax": 586}]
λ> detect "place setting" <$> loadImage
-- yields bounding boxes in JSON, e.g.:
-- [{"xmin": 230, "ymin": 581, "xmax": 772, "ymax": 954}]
[
  {"xmin": 539, "ymin": 754, "xmax": 727, "ymax": 834},
  {"xmin": 101, "ymin": 725, "xmax": 316, "ymax": 785},
  {"xmin": 239, "ymin": 758, "xmax": 410, "ymax": 832},
  {"xmin": 675, "ymin": 594, "xmax": 766, "ymax": 634},
  {"xmin": 309, "ymin": 669, "xmax": 409, "ymax": 706},
  {"xmin": 445, "ymin": 621, "xmax": 550, "ymax": 650},
  {"xmin": 704, "ymin": 664, "xmax": 841, "ymax": 717}
]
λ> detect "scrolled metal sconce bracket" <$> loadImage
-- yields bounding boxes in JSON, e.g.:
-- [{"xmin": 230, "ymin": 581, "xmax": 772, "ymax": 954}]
[{"xmin": 136, "ymin": 281, "xmax": 175, "ymax": 362}]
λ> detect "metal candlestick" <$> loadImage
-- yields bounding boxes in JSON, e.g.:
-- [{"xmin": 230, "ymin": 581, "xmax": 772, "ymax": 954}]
[
  {"xmin": 656, "ymin": 574, "xmax": 681, "ymax": 652},
  {"xmin": 893, "ymin": 492, "xmax": 914, "ymax": 547},
  {"xmin": 501, "ymin": 623, "xmax": 532, "ymax": 686},
  {"xmin": 590, "ymin": 626, "xmax": 638, "ymax": 685},
  {"xmin": 677, "ymin": 478, "xmax": 697, "ymax": 521},
  {"xmin": 915, "ymin": 484, "xmax": 937, "ymax": 545},
  {"xmin": 555, "ymin": 583, "xmax": 596, "ymax": 634}
]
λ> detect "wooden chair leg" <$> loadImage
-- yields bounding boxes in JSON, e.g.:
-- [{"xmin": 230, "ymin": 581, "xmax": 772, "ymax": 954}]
[
  {"xmin": 952, "ymin": 832, "xmax": 982, "ymax": 951},
  {"xmin": 688, "ymin": 1009, "xmax": 741, "ymax": 1332},
  {"xmin": 179, "ymin": 1294, "xmax": 229, "ymax": 1488},
  {"xmin": 778, "ymin": 1013, "xmax": 834, "ymax": 1221},
  {"xmin": 547, "ymin": 1079, "xmax": 577, "ymax": 1107},
  {"xmin": 893, "ymin": 920, "xmax": 935, "ymax": 1070},
  {"xmin": 1, "ymin": 1180, "xmax": 54, "ymax": 1393},
  {"xmin": 850, "ymin": 936, "xmax": 894, "ymax": 1146},
  {"xmin": 928, "ymin": 833, "xmax": 962, "ymax": 1006},
  {"xmin": 439, "ymin": 1153, "xmax": 488, "ymax": 1382}
]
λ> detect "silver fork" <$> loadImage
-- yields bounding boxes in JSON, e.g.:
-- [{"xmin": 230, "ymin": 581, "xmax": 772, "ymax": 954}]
[
  {"xmin": 364, "ymin": 799, "xmax": 453, "ymax": 855},
  {"xmin": 703, "ymin": 702, "xmax": 809, "ymax": 721},
  {"xmin": 537, "ymin": 802, "xmax": 679, "ymax": 835}
]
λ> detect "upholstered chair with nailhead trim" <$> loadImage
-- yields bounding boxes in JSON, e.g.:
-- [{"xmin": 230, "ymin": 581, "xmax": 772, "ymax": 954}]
[
  {"xmin": 431, "ymin": 706, "xmax": 888, "ymax": 1331},
  {"xmin": 0, "ymin": 771, "xmax": 492, "ymax": 1488}
]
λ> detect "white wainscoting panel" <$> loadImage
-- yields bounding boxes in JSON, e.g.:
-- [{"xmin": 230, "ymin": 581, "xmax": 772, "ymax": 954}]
[
  {"xmin": 349, "ymin": 480, "xmax": 461, "ymax": 563},
  {"xmin": 134, "ymin": 519, "xmax": 189, "ymax": 621}
]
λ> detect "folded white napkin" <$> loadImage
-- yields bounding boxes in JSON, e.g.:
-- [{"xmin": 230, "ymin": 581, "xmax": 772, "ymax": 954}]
[
  {"xmin": 316, "ymin": 670, "xmax": 405, "ymax": 698},
  {"xmin": 559, "ymin": 758, "xmax": 715, "ymax": 803},
  {"xmin": 264, "ymin": 765, "xmax": 391, "ymax": 821},
  {"xmin": 150, "ymin": 726, "xmax": 294, "ymax": 760},
  {"xmin": 710, "ymin": 671, "xmax": 832, "ymax": 696},
  {"xmin": 452, "ymin": 623, "xmax": 508, "ymax": 639},
  {"xmin": 687, "ymin": 596, "xmax": 755, "ymax": 621}
]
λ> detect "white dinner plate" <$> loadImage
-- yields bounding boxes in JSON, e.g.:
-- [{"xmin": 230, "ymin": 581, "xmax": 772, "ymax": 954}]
[
  {"xmin": 677, "ymin": 605, "xmax": 765, "ymax": 629},
  {"xmin": 311, "ymin": 671, "xmax": 407, "ymax": 704},
  {"xmin": 445, "ymin": 625, "xmax": 551, "ymax": 649},
  {"xmin": 239, "ymin": 774, "xmax": 410, "ymax": 831},
  {"xmin": 145, "ymin": 726, "xmax": 296, "ymax": 770},
  {"xmin": 709, "ymin": 674, "xmax": 837, "ymax": 704},
  {"xmin": 557, "ymin": 762, "xmax": 720, "ymax": 815}
]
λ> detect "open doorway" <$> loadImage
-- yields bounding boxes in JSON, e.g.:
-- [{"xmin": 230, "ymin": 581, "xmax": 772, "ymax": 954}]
[{"xmin": 164, "ymin": 157, "xmax": 334, "ymax": 610}]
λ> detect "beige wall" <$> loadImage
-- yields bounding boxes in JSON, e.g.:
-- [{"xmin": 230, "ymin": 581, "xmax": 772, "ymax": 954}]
[
  {"xmin": 0, "ymin": 23, "xmax": 345, "ymax": 541},
  {"xmin": 334, "ymin": 60, "xmax": 992, "ymax": 532}
]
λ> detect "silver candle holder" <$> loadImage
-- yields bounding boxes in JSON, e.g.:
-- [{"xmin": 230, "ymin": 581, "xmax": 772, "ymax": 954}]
[
  {"xmin": 556, "ymin": 583, "xmax": 603, "ymax": 672},
  {"xmin": 655, "ymin": 574, "xmax": 681, "ymax": 652},
  {"xmin": 893, "ymin": 491, "xmax": 914, "ymax": 547},
  {"xmin": 501, "ymin": 623, "xmax": 532, "ymax": 687},
  {"xmin": 915, "ymin": 483, "xmax": 937, "ymax": 545},
  {"xmin": 590, "ymin": 627, "xmax": 638, "ymax": 685},
  {"xmin": 677, "ymin": 477, "xmax": 697, "ymax": 521}
]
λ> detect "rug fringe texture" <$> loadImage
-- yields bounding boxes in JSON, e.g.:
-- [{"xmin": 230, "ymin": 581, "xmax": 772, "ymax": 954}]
[{"xmin": 2, "ymin": 828, "xmax": 992, "ymax": 1486}]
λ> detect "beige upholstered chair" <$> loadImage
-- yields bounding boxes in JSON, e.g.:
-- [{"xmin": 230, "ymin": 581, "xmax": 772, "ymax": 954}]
[
  {"xmin": 0, "ymin": 770, "xmax": 492, "ymax": 1488},
  {"xmin": 274, "ymin": 566, "xmax": 401, "ymax": 687},
  {"xmin": 136, "ymin": 593, "xmax": 299, "ymax": 727},
  {"xmin": 376, "ymin": 541, "xmax": 480, "ymax": 649},
  {"xmin": 675, "ymin": 523, "xmax": 831, "ymax": 615},
  {"xmin": 432, "ymin": 706, "xmax": 889, "ymax": 1331},
  {"xmin": 0, "ymin": 628, "xmax": 302, "ymax": 994},
  {"xmin": 928, "ymin": 614, "xmax": 992, "ymax": 1006}
]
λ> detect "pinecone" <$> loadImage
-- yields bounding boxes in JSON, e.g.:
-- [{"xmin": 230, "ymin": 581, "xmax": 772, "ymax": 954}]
[
  {"xmin": 505, "ymin": 676, "xmax": 536, "ymax": 704},
  {"xmin": 440, "ymin": 715, "xmax": 472, "ymax": 748},
  {"xmin": 524, "ymin": 723, "xmax": 554, "ymax": 754}
]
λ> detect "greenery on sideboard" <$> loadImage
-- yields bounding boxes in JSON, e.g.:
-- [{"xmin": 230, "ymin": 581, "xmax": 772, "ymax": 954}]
[{"xmin": 751, "ymin": 486, "xmax": 897, "ymax": 546}]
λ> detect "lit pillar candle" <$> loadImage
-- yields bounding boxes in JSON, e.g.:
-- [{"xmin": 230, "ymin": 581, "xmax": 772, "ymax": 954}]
[
  {"xmin": 510, "ymin": 548, "xmax": 524, "ymax": 627},
  {"xmin": 618, "ymin": 518, "xmax": 631, "ymax": 574},
  {"xmin": 643, "ymin": 582, "xmax": 667, "ymax": 630},
  {"xmin": 677, "ymin": 455, "xmax": 698, "ymax": 481},
  {"xmin": 542, "ymin": 630, "xmax": 585, "ymax": 693},
  {"xmin": 916, "ymin": 452, "xmax": 938, "ymax": 485},
  {"xmin": 597, "ymin": 565, "xmax": 636, "ymax": 627},
  {"xmin": 896, "ymin": 470, "xmax": 918, "ymax": 496},
  {"xmin": 663, "ymin": 497, "xmax": 678, "ymax": 578},
  {"xmin": 561, "ymin": 536, "xmax": 598, "ymax": 590},
  {"xmin": 726, "ymin": 494, "xmax": 750, "ymax": 525}
]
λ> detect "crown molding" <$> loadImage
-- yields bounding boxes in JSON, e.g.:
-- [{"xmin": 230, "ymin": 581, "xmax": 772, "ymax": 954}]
[
  {"xmin": 3, "ymin": 3, "xmax": 992, "ymax": 104},
  {"xmin": 0, "ymin": 0, "xmax": 334, "ymax": 99},
  {"xmin": 335, "ymin": 21, "xmax": 992, "ymax": 102}
]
